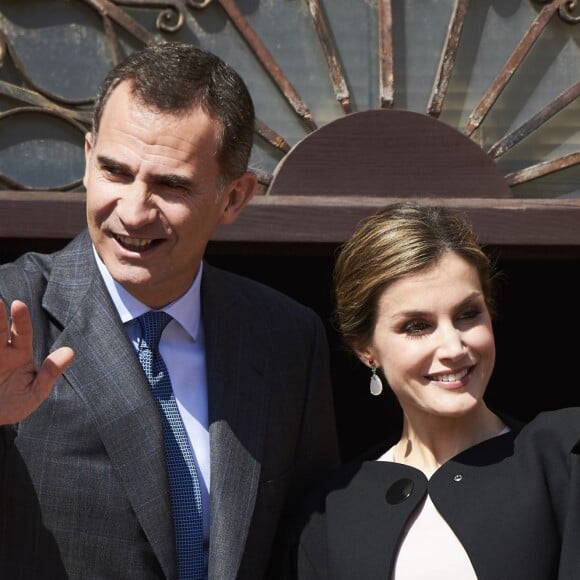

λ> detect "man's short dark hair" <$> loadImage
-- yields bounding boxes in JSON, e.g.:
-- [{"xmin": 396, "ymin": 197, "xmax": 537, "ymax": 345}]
[{"xmin": 92, "ymin": 42, "xmax": 255, "ymax": 182}]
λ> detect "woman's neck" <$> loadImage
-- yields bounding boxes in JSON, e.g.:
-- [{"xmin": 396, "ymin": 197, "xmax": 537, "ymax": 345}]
[{"xmin": 392, "ymin": 407, "xmax": 506, "ymax": 476}]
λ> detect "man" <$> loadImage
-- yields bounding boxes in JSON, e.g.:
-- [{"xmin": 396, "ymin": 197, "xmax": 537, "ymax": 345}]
[{"xmin": 0, "ymin": 42, "xmax": 339, "ymax": 579}]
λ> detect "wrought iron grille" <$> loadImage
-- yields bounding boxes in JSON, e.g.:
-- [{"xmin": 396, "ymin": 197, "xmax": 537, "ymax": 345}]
[{"xmin": 0, "ymin": 0, "xmax": 579, "ymax": 244}]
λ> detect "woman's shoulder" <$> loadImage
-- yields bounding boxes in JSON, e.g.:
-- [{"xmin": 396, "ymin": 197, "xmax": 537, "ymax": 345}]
[
  {"xmin": 306, "ymin": 438, "xmax": 426, "ymax": 505},
  {"xmin": 516, "ymin": 407, "xmax": 580, "ymax": 448},
  {"xmin": 327, "ymin": 439, "xmax": 396, "ymax": 482},
  {"xmin": 522, "ymin": 406, "xmax": 580, "ymax": 428}
]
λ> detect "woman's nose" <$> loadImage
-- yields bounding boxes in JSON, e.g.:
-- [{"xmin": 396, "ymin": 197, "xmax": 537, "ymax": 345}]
[{"xmin": 436, "ymin": 325, "xmax": 466, "ymax": 359}]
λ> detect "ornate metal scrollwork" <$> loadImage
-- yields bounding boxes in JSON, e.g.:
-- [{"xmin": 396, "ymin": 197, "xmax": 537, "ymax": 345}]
[{"xmin": 0, "ymin": 0, "xmax": 578, "ymax": 194}]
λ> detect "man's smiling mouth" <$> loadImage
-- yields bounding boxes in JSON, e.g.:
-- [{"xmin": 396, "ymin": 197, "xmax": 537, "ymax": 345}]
[{"xmin": 114, "ymin": 234, "xmax": 160, "ymax": 251}]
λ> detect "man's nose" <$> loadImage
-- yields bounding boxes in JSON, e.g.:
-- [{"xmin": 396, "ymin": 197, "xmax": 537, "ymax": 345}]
[{"xmin": 116, "ymin": 183, "xmax": 157, "ymax": 227}]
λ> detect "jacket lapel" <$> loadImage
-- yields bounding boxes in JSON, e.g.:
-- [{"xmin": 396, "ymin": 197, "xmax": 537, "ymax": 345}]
[
  {"xmin": 202, "ymin": 264, "xmax": 269, "ymax": 578},
  {"xmin": 42, "ymin": 232, "xmax": 177, "ymax": 579}
]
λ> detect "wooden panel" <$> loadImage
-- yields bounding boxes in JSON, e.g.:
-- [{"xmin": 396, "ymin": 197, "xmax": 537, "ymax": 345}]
[
  {"xmin": 267, "ymin": 110, "xmax": 512, "ymax": 198},
  {"xmin": 3, "ymin": 192, "xmax": 580, "ymax": 248}
]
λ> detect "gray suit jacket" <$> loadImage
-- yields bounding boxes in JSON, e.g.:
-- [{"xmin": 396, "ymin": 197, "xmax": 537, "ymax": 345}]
[{"xmin": 0, "ymin": 231, "xmax": 339, "ymax": 579}]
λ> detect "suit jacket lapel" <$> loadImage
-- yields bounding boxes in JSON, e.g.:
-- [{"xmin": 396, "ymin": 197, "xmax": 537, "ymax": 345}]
[
  {"xmin": 202, "ymin": 264, "xmax": 269, "ymax": 578},
  {"xmin": 42, "ymin": 232, "xmax": 177, "ymax": 579}
]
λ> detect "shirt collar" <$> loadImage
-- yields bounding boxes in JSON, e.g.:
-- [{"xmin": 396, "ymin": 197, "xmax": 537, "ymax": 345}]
[{"xmin": 92, "ymin": 245, "xmax": 202, "ymax": 341}]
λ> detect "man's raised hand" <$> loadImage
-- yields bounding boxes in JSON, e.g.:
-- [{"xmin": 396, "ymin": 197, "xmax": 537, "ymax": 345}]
[{"xmin": 0, "ymin": 299, "xmax": 74, "ymax": 425}]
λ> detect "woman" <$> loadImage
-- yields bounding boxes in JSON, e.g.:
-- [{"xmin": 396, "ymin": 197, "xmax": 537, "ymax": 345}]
[{"xmin": 293, "ymin": 202, "xmax": 580, "ymax": 579}]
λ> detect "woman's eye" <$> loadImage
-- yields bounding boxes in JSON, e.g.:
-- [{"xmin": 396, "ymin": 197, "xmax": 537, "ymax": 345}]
[
  {"xmin": 459, "ymin": 308, "xmax": 481, "ymax": 320},
  {"xmin": 402, "ymin": 321, "xmax": 429, "ymax": 335}
]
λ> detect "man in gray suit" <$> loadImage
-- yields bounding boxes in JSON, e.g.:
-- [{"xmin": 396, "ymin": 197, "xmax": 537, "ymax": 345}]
[{"xmin": 0, "ymin": 42, "xmax": 339, "ymax": 579}]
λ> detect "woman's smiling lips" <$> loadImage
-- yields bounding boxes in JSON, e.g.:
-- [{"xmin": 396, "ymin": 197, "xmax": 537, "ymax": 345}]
[{"xmin": 426, "ymin": 366, "xmax": 472, "ymax": 386}]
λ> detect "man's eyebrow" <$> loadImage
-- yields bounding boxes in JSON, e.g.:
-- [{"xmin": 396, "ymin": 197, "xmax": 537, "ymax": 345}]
[
  {"xmin": 153, "ymin": 173, "xmax": 193, "ymax": 189},
  {"xmin": 95, "ymin": 155, "xmax": 193, "ymax": 189}
]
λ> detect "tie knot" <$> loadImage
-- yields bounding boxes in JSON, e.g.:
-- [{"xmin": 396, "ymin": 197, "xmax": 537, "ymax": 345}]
[{"xmin": 138, "ymin": 310, "xmax": 172, "ymax": 351}]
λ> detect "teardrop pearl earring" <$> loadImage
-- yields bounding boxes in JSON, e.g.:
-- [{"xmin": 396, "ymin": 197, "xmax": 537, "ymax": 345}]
[{"xmin": 369, "ymin": 362, "xmax": 383, "ymax": 396}]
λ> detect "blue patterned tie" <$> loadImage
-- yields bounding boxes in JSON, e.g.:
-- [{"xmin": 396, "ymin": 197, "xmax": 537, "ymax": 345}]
[{"xmin": 138, "ymin": 311, "xmax": 204, "ymax": 580}]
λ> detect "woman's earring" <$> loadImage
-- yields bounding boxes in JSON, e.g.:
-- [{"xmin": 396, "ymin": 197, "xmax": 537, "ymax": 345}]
[{"xmin": 369, "ymin": 362, "xmax": 383, "ymax": 396}]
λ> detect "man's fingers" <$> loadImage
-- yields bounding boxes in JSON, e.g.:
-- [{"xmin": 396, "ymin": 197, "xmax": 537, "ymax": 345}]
[
  {"xmin": 9, "ymin": 300, "xmax": 34, "ymax": 347},
  {"xmin": 0, "ymin": 300, "xmax": 9, "ymax": 342},
  {"xmin": 42, "ymin": 347, "xmax": 75, "ymax": 382},
  {"xmin": 31, "ymin": 347, "xmax": 75, "ymax": 407}
]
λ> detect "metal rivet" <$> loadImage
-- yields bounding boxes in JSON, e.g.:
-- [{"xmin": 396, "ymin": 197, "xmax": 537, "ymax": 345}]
[{"xmin": 453, "ymin": 474, "xmax": 463, "ymax": 482}]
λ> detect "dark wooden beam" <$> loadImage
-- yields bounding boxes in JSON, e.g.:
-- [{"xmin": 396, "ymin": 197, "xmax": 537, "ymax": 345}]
[{"xmin": 2, "ymin": 192, "xmax": 580, "ymax": 247}]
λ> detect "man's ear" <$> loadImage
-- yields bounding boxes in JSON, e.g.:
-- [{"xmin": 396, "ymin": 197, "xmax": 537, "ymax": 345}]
[
  {"xmin": 219, "ymin": 171, "xmax": 257, "ymax": 224},
  {"xmin": 83, "ymin": 132, "xmax": 93, "ymax": 189}
]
